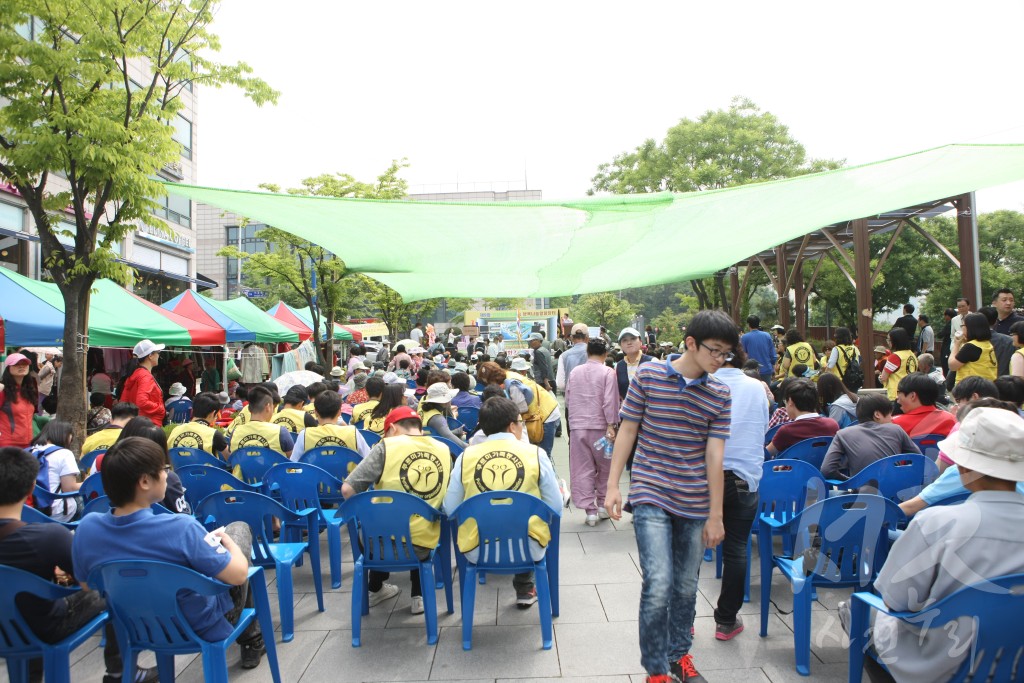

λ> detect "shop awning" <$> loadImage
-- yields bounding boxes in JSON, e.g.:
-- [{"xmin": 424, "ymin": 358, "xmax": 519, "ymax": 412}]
[{"xmin": 163, "ymin": 290, "xmax": 300, "ymax": 343}]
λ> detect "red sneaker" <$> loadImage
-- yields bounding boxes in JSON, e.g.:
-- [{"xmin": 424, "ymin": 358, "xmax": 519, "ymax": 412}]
[{"xmin": 670, "ymin": 653, "xmax": 707, "ymax": 683}]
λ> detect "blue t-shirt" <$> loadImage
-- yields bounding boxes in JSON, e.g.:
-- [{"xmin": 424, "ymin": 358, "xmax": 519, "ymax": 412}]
[
  {"xmin": 920, "ymin": 464, "xmax": 1024, "ymax": 504},
  {"xmin": 72, "ymin": 508, "xmax": 234, "ymax": 640},
  {"xmin": 741, "ymin": 329, "xmax": 778, "ymax": 375}
]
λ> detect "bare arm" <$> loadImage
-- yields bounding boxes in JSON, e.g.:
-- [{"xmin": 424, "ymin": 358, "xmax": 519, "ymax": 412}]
[
  {"xmin": 603, "ymin": 419, "xmax": 638, "ymax": 520},
  {"xmin": 702, "ymin": 437, "xmax": 725, "ymax": 548},
  {"xmin": 898, "ymin": 495, "xmax": 928, "ymax": 518}
]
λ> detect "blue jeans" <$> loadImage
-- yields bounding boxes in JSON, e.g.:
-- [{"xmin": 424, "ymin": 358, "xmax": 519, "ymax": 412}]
[
  {"xmin": 539, "ymin": 419, "xmax": 558, "ymax": 460},
  {"xmin": 633, "ymin": 503, "xmax": 705, "ymax": 675}
]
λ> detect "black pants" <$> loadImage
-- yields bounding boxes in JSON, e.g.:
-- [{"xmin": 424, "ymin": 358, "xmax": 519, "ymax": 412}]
[
  {"xmin": 714, "ymin": 471, "xmax": 758, "ymax": 625},
  {"xmin": 33, "ymin": 590, "xmax": 120, "ymax": 676}
]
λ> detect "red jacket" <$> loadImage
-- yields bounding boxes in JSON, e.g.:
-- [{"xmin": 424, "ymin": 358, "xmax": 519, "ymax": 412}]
[
  {"xmin": 121, "ymin": 368, "xmax": 165, "ymax": 426},
  {"xmin": 0, "ymin": 388, "xmax": 37, "ymax": 448}
]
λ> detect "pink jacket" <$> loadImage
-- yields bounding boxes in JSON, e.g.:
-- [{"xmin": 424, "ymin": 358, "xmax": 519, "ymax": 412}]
[{"xmin": 564, "ymin": 359, "xmax": 619, "ymax": 430}]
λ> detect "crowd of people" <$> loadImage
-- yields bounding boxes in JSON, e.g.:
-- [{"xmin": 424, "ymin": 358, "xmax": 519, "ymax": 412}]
[{"xmin": 2, "ymin": 288, "xmax": 1024, "ymax": 683}]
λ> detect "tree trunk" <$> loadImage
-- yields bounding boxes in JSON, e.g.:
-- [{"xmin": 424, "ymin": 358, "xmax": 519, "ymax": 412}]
[
  {"xmin": 56, "ymin": 280, "xmax": 92, "ymax": 452},
  {"xmin": 691, "ymin": 279, "xmax": 711, "ymax": 309},
  {"xmin": 714, "ymin": 271, "xmax": 729, "ymax": 314}
]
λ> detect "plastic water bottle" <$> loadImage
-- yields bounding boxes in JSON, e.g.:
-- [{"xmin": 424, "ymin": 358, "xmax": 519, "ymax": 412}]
[{"xmin": 593, "ymin": 436, "xmax": 614, "ymax": 459}]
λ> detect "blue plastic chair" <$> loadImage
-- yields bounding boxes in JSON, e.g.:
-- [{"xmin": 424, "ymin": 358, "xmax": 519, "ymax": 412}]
[
  {"xmin": 474, "ymin": 382, "xmax": 486, "ymax": 393},
  {"xmin": 227, "ymin": 447, "xmax": 290, "ymax": 485},
  {"xmin": 339, "ymin": 412, "xmax": 351, "ymax": 424},
  {"xmin": 194, "ymin": 490, "xmax": 324, "ymax": 642},
  {"xmin": 848, "ymin": 572, "xmax": 1024, "ymax": 683},
  {"xmin": 0, "ymin": 565, "xmax": 108, "ymax": 683},
  {"xmin": 175, "ymin": 464, "xmax": 261, "ymax": 512},
  {"xmin": 758, "ymin": 494, "xmax": 902, "ymax": 676},
  {"xmin": 432, "ymin": 435, "xmax": 464, "ymax": 458},
  {"xmin": 20, "ymin": 504, "xmax": 76, "ymax": 530},
  {"xmin": 78, "ymin": 448, "xmax": 105, "ymax": 473},
  {"xmin": 911, "ymin": 432, "xmax": 945, "ymax": 461},
  {"xmin": 406, "ymin": 379, "xmax": 417, "ymax": 390},
  {"xmin": 776, "ymin": 436, "xmax": 834, "ymax": 469},
  {"xmin": 169, "ymin": 446, "xmax": 229, "ymax": 471},
  {"xmin": 455, "ymin": 406, "xmax": 479, "ymax": 434},
  {"xmin": 165, "ymin": 398, "xmax": 193, "ymax": 425},
  {"xmin": 339, "ymin": 491, "xmax": 449, "ymax": 647},
  {"xmin": 299, "ymin": 445, "xmax": 362, "ymax": 482},
  {"xmin": 357, "ymin": 429, "xmax": 381, "ymax": 448},
  {"xmin": 79, "ymin": 473, "xmax": 105, "ymax": 503},
  {"xmin": 763, "ymin": 423, "xmax": 782, "ymax": 446},
  {"xmin": 449, "ymin": 491, "xmax": 561, "ymax": 651},
  {"xmin": 88, "ymin": 561, "xmax": 280, "ymax": 683},
  {"xmin": 263, "ymin": 462, "xmax": 349, "ymax": 590},
  {"xmin": 31, "ymin": 486, "xmax": 81, "ymax": 521},
  {"xmin": 81, "ymin": 496, "xmax": 172, "ymax": 517},
  {"xmin": 829, "ymin": 453, "xmax": 939, "ymax": 503}
]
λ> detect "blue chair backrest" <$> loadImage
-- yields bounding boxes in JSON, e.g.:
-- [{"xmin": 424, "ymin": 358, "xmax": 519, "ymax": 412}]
[
  {"xmin": 759, "ymin": 459, "xmax": 828, "ymax": 524},
  {"xmin": 456, "ymin": 407, "xmax": 479, "ymax": 434},
  {"xmin": 911, "ymin": 433, "xmax": 945, "ymax": 461},
  {"xmin": 20, "ymin": 503, "xmax": 69, "ymax": 527},
  {"xmin": 406, "ymin": 379, "xmax": 417, "ymax": 390},
  {"xmin": 169, "ymin": 447, "xmax": 228, "ymax": 471},
  {"xmin": 0, "ymin": 564, "xmax": 92, "ymax": 657},
  {"xmin": 228, "ymin": 447, "xmax": 290, "ymax": 485},
  {"xmin": 777, "ymin": 436, "xmax": 834, "ymax": 470},
  {"xmin": 339, "ymin": 412, "xmax": 351, "ymax": 424},
  {"xmin": 474, "ymin": 382, "xmax": 485, "ymax": 393},
  {"xmin": 450, "ymin": 491, "xmax": 558, "ymax": 569},
  {"xmin": 79, "ymin": 448, "xmax": 106, "ymax": 472},
  {"xmin": 82, "ymin": 496, "xmax": 172, "ymax": 517},
  {"xmin": 339, "ymin": 491, "xmax": 440, "ymax": 567},
  {"xmin": 194, "ymin": 490, "xmax": 306, "ymax": 568},
  {"xmin": 167, "ymin": 399, "xmax": 193, "ymax": 424},
  {"xmin": 764, "ymin": 423, "xmax": 782, "ymax": 446},
  {"xmin": 837, "ymin": 454, "xmax": 939, "ymax": 502},
  {"xmin": 298, "ymin": 445, "xmax": 362, "ymax": 481},
  {"xmin": 432, "ymin": 436, "xmax": 464, "ymax": 458},
  {"xmin": 263, "ymin": 462, "xmax": 344, "ymax": 514},
  {"xmin": 80, "ymin": 472, "xmax": 105, "ymax": 502},
  {"xmin": 790, "ymin": 494, "xmax": 902, "ymax": 586},
  {"xmin": 358, "ymin": 429, "xmax": 381, "ymax": 448},
  {"xmin": 87, "ymin": 560, "xmax": 230, "ymax": 648},
  {"xmin": 175, "ymin": 464, "xmax": 258, "ymax": 511}
]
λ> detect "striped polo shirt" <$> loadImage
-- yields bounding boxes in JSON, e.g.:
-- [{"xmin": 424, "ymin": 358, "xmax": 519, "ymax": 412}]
[{"xmin": 620, "ymin": 355, "xmax": 731, "ymax": 519}]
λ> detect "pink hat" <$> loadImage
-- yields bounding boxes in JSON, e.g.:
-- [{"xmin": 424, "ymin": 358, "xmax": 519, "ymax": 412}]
[{"xmin": 4, "ymin": 353, "xmax": 30, "ymax": 367}]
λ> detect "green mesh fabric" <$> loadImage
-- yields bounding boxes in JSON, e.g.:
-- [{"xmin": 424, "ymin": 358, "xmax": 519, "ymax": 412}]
[{"xmin": 164, "ymin": 144, "xmax": 1024, "ymax": 301}]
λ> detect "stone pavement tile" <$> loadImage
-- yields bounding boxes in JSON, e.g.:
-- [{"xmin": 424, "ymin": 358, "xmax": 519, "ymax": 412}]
[
  {"xmin": 597, "ymin": 581, "xmax": 715, "ymax": 622},
  {"xmin": 175, "ymin": 629, "xmax": 328, "ymax": 683},
  {"xmin": 430, "ymin": 624, "xmax": 561, "ymax": 680},
  {"xmin": 678, "ymin": 615, "xmax": 818, "ymax": 674},
  {"xmin": 291, "ymin": 589, "xmax": 393, "ymax": 631},
  {"xmin": 745, "ymin": 572, "xmax": 830, "ymax": 615},
  {"xmin": 265, "ymin": 561, "xmax": 334, "ymax": 596},
  {"xmin": 579, "ymin": 528, "xmax": 638, "ymax": 555},
  {"xmin": 555, "ymin": 620, "xmax": 645, "ymax": 677},
  {"xmin": 59, "ymin": 638, "xmax": 196, "ymax": 681},
  {"xmin": 562, "ymin": 506, "xmax": 619, "ymax": 534},
  {"xmin": 301, "ymin": 628, "xmax": 435, "ymax": 682},
  {"xmin": 389, "ymin": 581, "xmax": 499, "ymax": 629},
  {"xmin": 761, "ymin": 662, "xmax": 849, "ymax": 682},
  {"xmin": 560, "ymin": 552, "xmax": 641, "ymax": 585},
  {"xmin": 629, "ymin": 668, "xmax": 771, "ymax": 683},
  {"xmin": 777, "ymin": 610, "xmax": 851, "ymax": 664},
  {"xmin": 505, "ymin": 677, "xmax": 630, "ymax": 683},
  {"xmin": 496, "ymin": 583, "xmax": 607, "ymax": 625}
]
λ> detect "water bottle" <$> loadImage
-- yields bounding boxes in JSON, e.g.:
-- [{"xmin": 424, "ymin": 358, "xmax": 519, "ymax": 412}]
[{"xmin": 593, "ymin": 436, "xmax": 614, "ymax": 459}]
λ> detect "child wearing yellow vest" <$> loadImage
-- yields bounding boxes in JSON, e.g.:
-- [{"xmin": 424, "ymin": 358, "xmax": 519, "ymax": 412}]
[
  {"xmin": 227, "ymin": 386, "xmax": 294, "ymax": 456},
  {"xmin": 273, "ymin": 386, "xmax": 315, "ymax": 434},
  {"xmin": 168, "ymin": 391, "xmax": 230, "ymax": 458},
  {"xmin": 291, "ymin": 390, "xmax": 369, "ymax": 461},
  {"xmin": 81, "ymin": 401, "xmax": 139, "ymax": 465}
]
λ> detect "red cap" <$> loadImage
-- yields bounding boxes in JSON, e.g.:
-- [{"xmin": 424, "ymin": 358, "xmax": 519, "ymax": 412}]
[{"xmin": 384, "ymin": 406, "xmax": 419, "ymax": 432}]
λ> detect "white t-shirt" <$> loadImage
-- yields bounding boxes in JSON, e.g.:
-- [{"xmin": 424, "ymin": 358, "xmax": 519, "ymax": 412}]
[
  {"xmin": 410, "ymin": 328, "xmax": 424, "ymax": 344},
  {"xmin": 41, "ymin": 446, "xmax": 80, "ymax": 522}
]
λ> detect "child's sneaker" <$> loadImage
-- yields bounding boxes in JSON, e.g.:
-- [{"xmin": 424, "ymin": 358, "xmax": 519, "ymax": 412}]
[{"xmin": 670, "ymin": 653, "xmax": 707, "ymax": 682}]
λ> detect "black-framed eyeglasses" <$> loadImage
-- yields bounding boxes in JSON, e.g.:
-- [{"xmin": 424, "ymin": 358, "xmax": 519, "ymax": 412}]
[{"xmin": 699, "ymin": 342, "xmax": 734, "ymax": 362}]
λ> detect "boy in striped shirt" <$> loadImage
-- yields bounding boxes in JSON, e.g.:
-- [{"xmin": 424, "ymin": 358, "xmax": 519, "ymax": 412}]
[{"xmin": 605, "ymin": 310, "xmax": 736, "ymax": 683}]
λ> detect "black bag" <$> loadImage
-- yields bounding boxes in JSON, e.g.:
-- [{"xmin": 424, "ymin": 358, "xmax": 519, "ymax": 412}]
[{"xmin": 839, "ymin": 346, "xmax": 864, "ymax": 391}]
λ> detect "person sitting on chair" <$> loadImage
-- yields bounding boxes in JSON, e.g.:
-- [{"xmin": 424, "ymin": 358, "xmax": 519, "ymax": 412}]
[
  {"xmin": 167, "ymin": 392, "xmax": 230, "ymax": 459},
  {"xmin": 820, "ymin": 393, "xmax": 920, "ymax": 481},
  {"xmin": 765, "ymin": 378, "xmax": 839, "ymax": 457},
  {"xmin": 227, "ymin": 386, "xmax": 293, "ymax": 457},
  {"xmin": 81, "ymin": 402, "xmax": 139, "ymax": 464},
  {"xmin": 291, "ymin": 390, "xmax": 369, "ymax": 461}
]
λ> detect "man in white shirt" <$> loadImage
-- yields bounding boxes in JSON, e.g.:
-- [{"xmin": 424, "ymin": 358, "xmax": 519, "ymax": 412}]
[{"xmin": 409, "ymin": 322, "xmax": 424, "ymax": 345}]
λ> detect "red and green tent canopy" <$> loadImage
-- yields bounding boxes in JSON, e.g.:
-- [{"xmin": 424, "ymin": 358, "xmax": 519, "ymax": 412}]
[
  {"xmin": 163, "ymin": 290, "xmax": 300, "ymax": 343},
  {"xmin": 266, "ymin": 302, "xmax": 358, "ymax": 342}
]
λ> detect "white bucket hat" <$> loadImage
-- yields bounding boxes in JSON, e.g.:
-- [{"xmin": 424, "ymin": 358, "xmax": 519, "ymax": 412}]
[
  {"xmin": 937, "ymin": 407, "xmax": 1024, "ymax": 481},
  {"xmin": 425, "ymin": 382, "xmax": 459, "ymax": 403}
]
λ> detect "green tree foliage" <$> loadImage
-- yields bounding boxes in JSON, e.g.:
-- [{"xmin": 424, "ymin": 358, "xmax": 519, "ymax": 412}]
[
  {"xmin": 482, "ymin": 297, "xmax": 526, "ymax": 311},
  {"xmin": 590, "ymin": 96, "xmax": 842, "ymax": 314},
  {"xmin": 571, "ymin": 292, "xmax": 635, "ymax": 332},
  {"xmin": 0, "ymin": 0, "xmax": 276, "ymax": 443},
  {"xmin": 651, "ymin": 307, "xmax": 687, "ymax": 345},
  {"xmin": 353, "ymin": 275, "xmax": 443, "ymax": 340}
]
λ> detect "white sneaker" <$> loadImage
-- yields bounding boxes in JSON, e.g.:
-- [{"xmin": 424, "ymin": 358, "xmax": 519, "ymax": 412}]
[
  {"xmin": 585, "ymin": 513, "xmax": 599, "ymax": 527},
  {"xmin": 410, "ymin": 596, "xmax": 424, "ymax": 615},
  {"xmin": 598, "ymin": 507, "xmax": 610, "ymax": 520},
  {"xmin": 368, "ymin": 582, "xmax": 400, "ymax": 606}
]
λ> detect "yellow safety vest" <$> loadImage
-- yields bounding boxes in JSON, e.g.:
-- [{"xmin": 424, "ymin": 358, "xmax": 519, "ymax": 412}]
[
  {"xmin": 81, "ymin": 426, "xmax": 122, "ymax": 457},
  {"xmin": 229, "ymin": 420, "xmax": 285, "ymax": 453},
  {"xmin": 272, "ymin": 407, "xmax": 307, "ymax": 433},
  {"xmin": 301, "ymin": 424, "xmax": 359, "ymax": 451},
  {"xmin": 832, "ymin": 344, "xmax": 859, "ymax": 379},
  {"xmin": 375, "ymin": 435, "xmax": 451, "ymax": 548},
  {"xmin": 954, "ymin": 339, "xmax": 998, "ymax": 384},
  {"xmin": 352, "ymin": 400, "xmax": 379, "ymax": 425},
  {"xmin": 420, "ymin": 408, "xmax": 444, "ymax": 429},
  {"xmin": 304, "ymin": 402, "xmax": 317, "ymax": 414},
  {"xmin": 168, "ymin": 419, "xmax": 220, "ymax": 455},
  {"xmin": 885, "ymin": 350, "xmax": 919, "ymax": 399},
  {"xmin": 506, "ymin": 371, "xmax": 558, "ymax": 422},
  {"xmin": 229, "ymin": 404, "xmax": 251, "ymax": 430},
  {"xmin": 786, "ymin": 342, "xmax": 817, "ymax": 376},
  {"xmin": 457, "ymin": 438, "xmax": 550, "ymax": 553}
]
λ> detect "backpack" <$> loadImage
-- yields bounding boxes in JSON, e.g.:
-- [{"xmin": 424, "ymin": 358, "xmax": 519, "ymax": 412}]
[
  {"xmin": 839, "ymin": 346, "xmax": 864, "ymax": 392},
  {"xmin": 28, "ymin": 444, "xmax": 61, "ymax": 514}
]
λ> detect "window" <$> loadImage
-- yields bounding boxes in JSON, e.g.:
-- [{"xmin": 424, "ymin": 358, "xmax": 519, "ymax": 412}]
[
  {"xmin": 152, "ymin": 193, "xmax": 191, "ymax": 228},
  {"xmin": 172, "ymin": 115, "xmax": 192, "ymax": 159},
  {"xmin": 0, "ymin": 202, "xmax": 23, "ymax": 231},
  {"xmin": 225, "ymin": 224, "xmax": 269, "ymax": 295}
]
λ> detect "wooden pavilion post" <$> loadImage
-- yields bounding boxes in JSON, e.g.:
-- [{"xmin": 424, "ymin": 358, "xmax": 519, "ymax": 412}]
[
  {"xmin": 852, "ymin": 218, "xmax": 876, "ymax": 388},
  {"xmin": 729, "ymin": 267, "xmax": 741, "ymax": 326},
  {"xmin": 793, "ymin": 260, "xmax": 806, "ymax": 337},
  {"xmin": 956, "ymin": 193, "xmax": 982, "ymax": 309},
  {"xmin": 775, "ymin": 244, "xmax": 791, "ymax": 329}
]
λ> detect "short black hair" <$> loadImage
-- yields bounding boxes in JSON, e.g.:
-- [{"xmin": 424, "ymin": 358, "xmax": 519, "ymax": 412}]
[
  {"xmin": 0, "ymin": 447, "xmax": 39, "ymax": 504},
  {"xmin": 90, "ymin": 393, "xmax": 106, "ymax": 407},
  {"xmin": 478, "ymin": 396, "xmax": 520, "ymax": 436},
  {"xmin": 784, "ymin": 329, "xmax": 804, "ymax": 346},
  {"xmin": 995, "ymin": 375, "xmax": 1024, "ymax": 407},
  {"xmin": 247, "ymin": 386, "xmax": 274, "ymax": 414},
  {"xmin": 587, "ymin": 338, "xmax": 608, "ymax": 356},
  {"xmin": 101, "ymin": 437, "xmax": 167, "ymax": 508},
  {"xmin": 887, "ymin": 327, "xmax": 913, "ymax": 351},
  {"xmin": 314, "ymin": 389, "xmax": 342, "ymax": 419},
  {"xmin": 904, "ymin": 303, "xmax": 915, "ymax": 314},
  {"xmin": 952, "ymin": 376, "xmax": 999, "ymax": 402},
  {"xmin": 977, "ymin": 306, "xmax": 998, "ymax": 326},
  {"xmin": 746, "ymin": 315, "xmax": 760, "ymax": 329},
  {"xmin": 234, "ymin": 385, "xmax": 248, "ymax": 400},
  {"xmin": 111, "ymin": 402, "xmax": 140, "ymax": 420},
  {"xmin": 305, "ymin": 382, "xmax": 328, "ymax": 400},
  {"xmin": 192, "ymin": 392, "xmax": 221, "ymax": 419},
  {"xmin": 918, "ymin": 314, "xmax": 929, "ymax": 324},
  {"xmin": 365, "ymin": 376, "xmax": 385, "ymax": 398},
  {"xmin": 283, "ymin": 386, "xmax": 308, "ymax": 406},
  {"xmin": 993, "ymin": 287, "xmax": 1015, "ymax": 300},
  {"xmin": 856, "ymin": 393, "xmax": 893, "ymax": 423},
  {"xmin": 33, "ymin": 420, "xmax": 73, "ymax": 448},
  {"xmin": 687, "ymin": 309, "xmax": 739, "ymax": 348},
  {"xmin": 784, "ymin": 378, "xmax": 818, "ymax": 413},
  {"xmin": 944, "ymin": 308, "xmax": 956, "ymax": 319},
  {"xmin": 957, "ymin": 298, "xmax": 970, "ymax": 307},
  {"xmin": 480, "ymin": 385, "xmax": 506, "ymax": 404},
  {"xmin": 963, "ymin": 312, "xmax": 992, "ymax": 341},
  {"xmin": 833, "ymin": 327, "xmax": 853, "ymax": 345},
  {"xmin": 1010, "ymin": 320, "xmax": 1024, "ymax": 340},
  {"xmin": 450, "ymin": 372, "xmax": 471, "ymax": 392},
  {"xmin": 260, "ymin": 381, "xmax": 280, "ymax": 405},
  {"xmin": 897, "ymin": 372, "xmax": 940, "ymax": 406}
]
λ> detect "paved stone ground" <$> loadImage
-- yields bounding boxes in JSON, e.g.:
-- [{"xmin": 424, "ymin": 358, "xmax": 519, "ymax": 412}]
[{"xmin": 4, "ymin": 430, "xmax": 855, "ymax": 682}]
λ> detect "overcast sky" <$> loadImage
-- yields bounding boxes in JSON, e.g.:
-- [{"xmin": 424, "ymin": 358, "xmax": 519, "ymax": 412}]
[{"xmin": 198, "ymin": 0, "xmax": 1024, "ymax": 211}]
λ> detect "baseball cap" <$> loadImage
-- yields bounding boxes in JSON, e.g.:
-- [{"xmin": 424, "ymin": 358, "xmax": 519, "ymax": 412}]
[
  {"xmin": 133, "ymin": 339, "xmax": 165, "ymax": 358},
  {"xmin": 351, "ymin": 360, "xmax": 369, "ymax": 371},
  {"xmin": 510, "ymin": 357, "xmax": 531, "ymax": 372},
  {"xmin": 527, "ymin": 332, "xmax": 543, "ymax": 342},
  {"xmin": 770, "ymin": 324, "xmax": 785, "ymax": 331},
  {"xmin": 425, "ymin": 382, "xmax": 459, "ymax": 403},
  {"xmin": 618, "ymin": 327, "xmax": 641, "ymax": 342},
  {"xmin": 938, "ymin": 407, "xmax": 1024, "ymax": 481},
  {"xmin": 4, "ymin": 353, "xmax": 30, "ymax": 367},
  {"xmin": 384, "ymin": 406, "xmax": 419, "ymax": 432},
  {"xmin": 570, "ymin": 322, "xmax": 589, "ymax": 337}
]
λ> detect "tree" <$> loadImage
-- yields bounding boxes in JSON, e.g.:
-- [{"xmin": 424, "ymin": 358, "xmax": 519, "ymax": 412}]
[
  {"xmin": 651, "ymin": 307, "xmax": 687, "ymax": 345},
  {"xmin": 482, "ymin": 297, "xmax": 525, "ymax": 311},
  {"xmin": 219, "ymin": 161, "xmax": 408, "ymax": 362},
  {"xmin": 0, "ymin": 0, "xmax": 276, "ymax": 444},
  {"xmin": 590, "ymin": 96, "xmax": 843, "ymax": 313},
  {"xmin": 572, "ymin": 292, "xmax": 635, "ymax": 332},
  {"xmin": 355, "ymin": 275, "xmax": 441, "ymax": 340}
]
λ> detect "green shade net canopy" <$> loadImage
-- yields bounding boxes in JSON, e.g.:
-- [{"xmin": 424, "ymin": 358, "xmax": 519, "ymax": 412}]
[{"xmin": 165, "ymin": 144, "xmax": 1024, "ymax": 301}]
